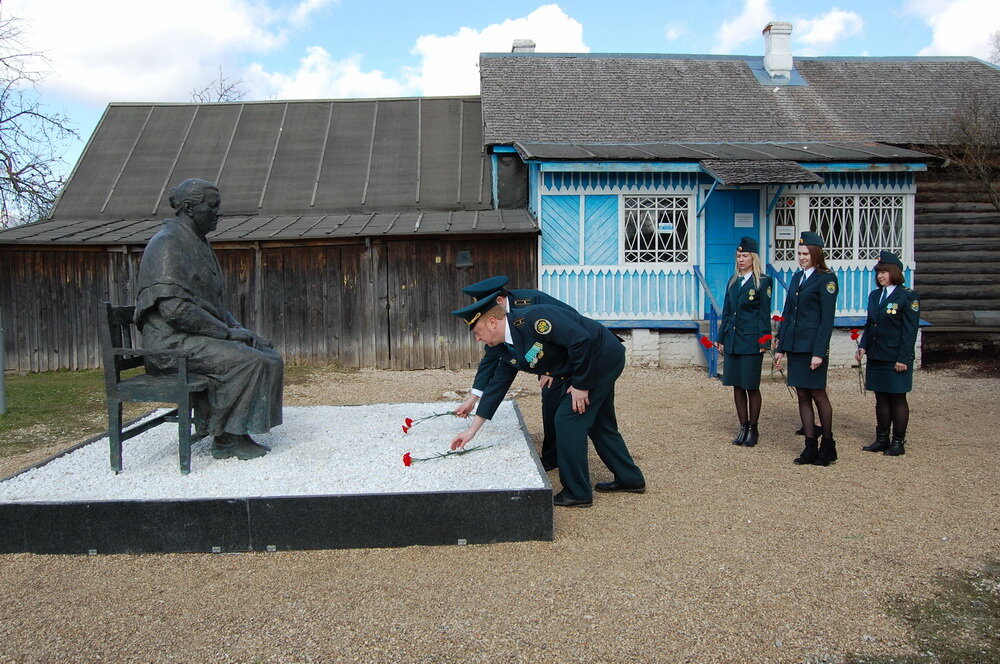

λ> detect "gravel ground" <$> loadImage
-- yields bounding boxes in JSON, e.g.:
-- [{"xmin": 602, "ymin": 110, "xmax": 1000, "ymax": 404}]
[{"xmin": 0, "ymin": 365, "xmax": 997, "ymax": 664}]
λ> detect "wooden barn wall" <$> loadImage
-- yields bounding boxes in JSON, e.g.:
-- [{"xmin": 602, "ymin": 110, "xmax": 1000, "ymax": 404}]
[
  {"xmin": 1, "ymin": 235, "xmax": 537, "ymax": 372},
  {"xmin": 913, "ymin": 157, "xmax": 1000, "ymax": 326}
]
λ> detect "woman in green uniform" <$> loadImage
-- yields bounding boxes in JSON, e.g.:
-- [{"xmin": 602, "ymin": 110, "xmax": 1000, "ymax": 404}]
[
  {"xmin": 716, "ymin": 237, "xmax": 772, "ymax": 447},
  {"xmin": 855, "ymin": 251, "xmax": 920, "ymax": 457},
  {"xmin": 774, "ymin": 232, "xmax": 839, "ymax": 466}
]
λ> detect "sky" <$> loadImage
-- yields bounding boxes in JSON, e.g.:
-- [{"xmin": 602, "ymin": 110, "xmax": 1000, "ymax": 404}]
[{"xmin": 3, "ymin": 0, "xmax": 999, "ymax": 171}]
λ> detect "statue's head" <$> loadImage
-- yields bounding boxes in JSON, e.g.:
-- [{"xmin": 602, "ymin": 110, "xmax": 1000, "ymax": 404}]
[{"xmin": 168, "ymin": 178, "xmax": 221, "ymax": 236}]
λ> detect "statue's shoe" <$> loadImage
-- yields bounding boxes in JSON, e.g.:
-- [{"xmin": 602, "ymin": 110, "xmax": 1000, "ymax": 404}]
[
  {"xmin": 244, "ymin": 434, "xmax": 271, "ymax": 452},
  {"xmin": 212, "ymin": 435, "xmax": 267, "ymax": 460}
]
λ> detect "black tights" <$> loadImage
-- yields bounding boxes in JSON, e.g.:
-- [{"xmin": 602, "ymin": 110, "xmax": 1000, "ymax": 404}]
[
  {"xmin": 796, "ymin": 388, "xmax": 833, "ymax": 438},
  {"xmin": 733, "ymin": 387, "xmax": 762, "ymax": 426},
  {"xmin": 875, "ymin": 392, "xmax": 909, "ymax": 439}
]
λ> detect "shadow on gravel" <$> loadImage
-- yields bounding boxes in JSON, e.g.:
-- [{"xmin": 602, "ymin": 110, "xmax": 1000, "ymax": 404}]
[{"xmin": 846, "ymin": 559, "xmax": 1000, "ymax": 664}]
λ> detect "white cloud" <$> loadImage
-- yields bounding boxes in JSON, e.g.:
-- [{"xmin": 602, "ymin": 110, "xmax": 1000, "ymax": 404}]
[
  {"xmin": 713, "ymin": 0, "xmax": 774, "ymax": 54},
  {"xmin": 907, "ymin": 0, "xmax": 1000, "ymax": 59},
  {"xmin": 5, "ymin": 0, "xmax": 286, "ymax": 104},
  {"xmin": 249, "ymin": 3, "xmax": 588, "ymax": 99},
  {"xmin": 288, "ymin": 0, "xmax": 337, "ymax": 28},
  {"xmin": 247, "ymin": 48, "xmax": 407, "ymax": 99},
  {"xmin": 664, "ymin": 21, "xmax": 687, "ymax": 42},
  {"xmin": 796, "ymin": 9, "xmax": 863, "ymax": 48},
  {"xmin": 408, "ymin": 4, "xmax": 588, "ymax": 96}
]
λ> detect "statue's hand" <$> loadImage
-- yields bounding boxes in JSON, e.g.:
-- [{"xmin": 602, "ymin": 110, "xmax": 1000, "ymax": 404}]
[{"xmin": 227, "ymin": 327, "xmax": 255, "ymax": 345}]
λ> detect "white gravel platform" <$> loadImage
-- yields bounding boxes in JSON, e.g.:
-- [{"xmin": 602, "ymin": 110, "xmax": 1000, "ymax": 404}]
[{"xmin": 0, "ymin": 402, "xmax": 547, "ymax": 504}]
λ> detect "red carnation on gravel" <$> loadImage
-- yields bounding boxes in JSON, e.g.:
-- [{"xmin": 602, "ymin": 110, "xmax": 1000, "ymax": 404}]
[
  {"xmin": 699, "ymin": 336, "xmax": 713, "ymax": 349},
  {"xmin": 402, "ymin": 452, "xmax": 412, "ymax": 467},
  {"xmin": 401, "ymin": 425, "xmax": 410, "ymax": 434},
  {"xmin": 404, "ymin": 418, "xmax": 414, "ymax": 427}
]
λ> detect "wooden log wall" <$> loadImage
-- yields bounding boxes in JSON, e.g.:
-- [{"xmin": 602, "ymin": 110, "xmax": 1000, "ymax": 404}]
[
  {"xmin": 914, "ymin": 159, "xmax": 1000, "ymax": 327},
  {"xmin": 0, "ymin": 235, "xmax": 538, "ymax": 372}
]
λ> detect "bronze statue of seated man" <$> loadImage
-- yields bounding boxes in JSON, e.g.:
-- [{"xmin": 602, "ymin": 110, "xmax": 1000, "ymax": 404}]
[{"xmin": 135, "ymin": 178, "xmax": 283, "ymax": 461}]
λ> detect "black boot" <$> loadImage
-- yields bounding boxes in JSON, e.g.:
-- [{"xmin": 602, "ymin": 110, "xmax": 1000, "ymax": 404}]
[
  {"xmin": 862, "ymin": 428, "xmax": 890, "ymax": 452},
  {"xmin": 732, "ymin": 422, "xmax": 749, "ymax": 445},
  {"xmin": 794, "ymin": 437, "xmax": 818, "ymax": 465},
  {"xmin": 813, "ymin": 436, "xmax": 837, "ymax": 466},
  {"xmin": 795, "ymin": 422, "xmax": 821, "ymax": 436},
  {"xmin": 884, "ymin": 437, "xmax": 906, "ymax": 456},
  {"xmin": 743, "ymin": 424, "xmax": 759, "ymax": 447}
]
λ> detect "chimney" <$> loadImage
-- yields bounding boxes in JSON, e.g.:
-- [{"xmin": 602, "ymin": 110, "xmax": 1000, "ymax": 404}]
[
  {"xmin": 511, "ymin": 39, "xmax": 536, "ymax": 53},
  {"xmin": 762, "ymin": 21, "xmax": 793, "ymax": 79}
]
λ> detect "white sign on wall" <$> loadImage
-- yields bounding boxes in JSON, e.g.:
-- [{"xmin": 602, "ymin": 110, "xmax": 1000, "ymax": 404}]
[
  {"xmin": 775, "ymin": 225, "xmax": 797, "ymax": 240},
  {"xmin": 734, "ymin": 213, "xmax": 754, "ymax": 228}
]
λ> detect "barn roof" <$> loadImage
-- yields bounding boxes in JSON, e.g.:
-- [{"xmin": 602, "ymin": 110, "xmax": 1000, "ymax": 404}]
[
  {"xmin": 51, "ymin": 97, "xmax": 495, "ymax": 221},
  {"xmin": 0, "ymin": 96, "xmax": 541, "ymax": 245},
  {"xmin": 0, "ymin": 210, "xmax": 535, "ymax": 245},
  {"xmin": 480, "ymin": 54, "xmax": 1000, "ymax": 146}
]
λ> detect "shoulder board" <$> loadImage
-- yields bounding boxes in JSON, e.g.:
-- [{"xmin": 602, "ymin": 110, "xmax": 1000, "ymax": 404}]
[
  {"xmin": 513, "ymin": 317, "xmax": 525, "ymax": 327},
  {"xmin": 513, "ymin": 298, "xmax": 533, "ymax": 307}
]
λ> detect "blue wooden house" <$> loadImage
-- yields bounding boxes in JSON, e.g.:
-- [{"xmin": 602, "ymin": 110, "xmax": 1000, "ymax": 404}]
[{"xmin": 479, "ymin": 24, "xmax": 1000, "ymax": 365}]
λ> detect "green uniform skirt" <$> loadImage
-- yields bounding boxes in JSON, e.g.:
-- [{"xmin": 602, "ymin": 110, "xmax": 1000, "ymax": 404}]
[
  {"xmin": 722, "ymin": 352, "xmax": 763, "ymax": 390},
  {"xmin": 786, "ymin": 351, "xmax": 829, "ymax": 389},
  {"xmin": 865, "ymin": 359, "xmax": 913, "ymax": 393}
]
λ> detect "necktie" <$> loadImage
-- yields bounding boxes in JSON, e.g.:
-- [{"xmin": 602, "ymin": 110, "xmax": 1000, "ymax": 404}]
[{"xmin": 880, "ymin": 289, "xmax": 888, "ymax": 304}]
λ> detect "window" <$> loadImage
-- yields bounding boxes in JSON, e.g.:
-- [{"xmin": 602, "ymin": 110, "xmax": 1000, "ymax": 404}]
[
  {"xmin": 623, "ymin": 195, "xmax": 691, "ymax": 263},
  {"xmin": 772, "ymin": 193, "xmax": 906, "ymax": 263}
]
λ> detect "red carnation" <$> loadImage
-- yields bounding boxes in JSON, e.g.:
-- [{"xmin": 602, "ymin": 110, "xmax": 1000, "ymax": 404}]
[
  {"xmin": 758, "ymin": 333, "xmax": 773, "ymax": 344},
  {"xmin": 699, "ymin": 336, "xmax": 713, "ymax": 349},
  {"xmin": 772, "ymin": 315, "xmax": 784, "ymax": 322},
  {"xmin": 402, "ymin": 452, "xmax": 412, "ymax": 467},
  {"xmin": 404, "ymin": 418, "xmax": 414, "ymax": 427},
  {"xmin": 850, "ymin": 328, "xmax": 861, "ymax": 341},
  {"xmin": 401, "ymin": 425, "xmax": 410, "ymax": 434}
]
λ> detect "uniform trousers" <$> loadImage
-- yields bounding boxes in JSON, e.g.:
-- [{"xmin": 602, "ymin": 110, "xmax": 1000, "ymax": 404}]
[
  {"xmin": 554, "ymin": 354, "xmax": 644, "ymax": 501},
  {"xmin": 539, "ymin": 378, "xmax": 566, "ymax": 467}
]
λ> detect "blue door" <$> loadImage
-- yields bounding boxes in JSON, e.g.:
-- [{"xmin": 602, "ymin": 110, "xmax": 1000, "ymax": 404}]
[{"xmin": 704, "ymin": 189, "xmax": 760, "ymax": 313}]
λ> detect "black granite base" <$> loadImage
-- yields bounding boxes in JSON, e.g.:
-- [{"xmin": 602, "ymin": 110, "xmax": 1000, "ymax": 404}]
[{"xmin": 0, "ymin": 405, "xmax": 552, "ymax": 555}]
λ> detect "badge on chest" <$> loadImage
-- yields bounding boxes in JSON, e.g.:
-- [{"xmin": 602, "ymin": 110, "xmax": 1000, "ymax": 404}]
[{"xmin": 524, "ymin": 342, "xmax": 545, "ymax": 368}]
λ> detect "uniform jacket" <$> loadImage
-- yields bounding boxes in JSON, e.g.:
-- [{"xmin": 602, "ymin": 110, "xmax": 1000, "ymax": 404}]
[
  {"xmin": 859, "ymin": 286, "xmax": 920, "ymax": 364},
  {"xmin": 776, "ymin": 270, "xmax": 838, "ymax": 357},
  {"xmin": 475, "ymin": 304, "xmax": 623, "ymax": 420},
  {"xmin": 718, "ymin": 274, "xmax": 773, "ymax": 355},
  {"xmin": 472, "ymin": 289, "xmax": 576, "ymax": 392}
]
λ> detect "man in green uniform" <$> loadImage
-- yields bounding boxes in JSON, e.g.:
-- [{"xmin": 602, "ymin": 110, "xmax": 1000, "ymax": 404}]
[
  {"xmin": 455, "ymin": 275, "xmax": 576, "ymax": 470},
  {"xmin": 450, "ymin": 293, "xmax": 645, "ymax": 507}
]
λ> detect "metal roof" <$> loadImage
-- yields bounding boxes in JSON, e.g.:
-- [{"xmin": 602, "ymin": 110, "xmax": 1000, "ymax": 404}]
[
  {"xmin": 49, "ymin": 97, "xmax": 492, "ymax": 223},
  {"xmin": 481, "ymin": 54, "xmax": 1000, "ymax": 146},
  {"xmin": 700, "ymin": 160, "xmax": 824, "ymax": 185},
  {"xmin": 0, "ymin": 209, "xmax": 537, "ymax": 245},
  {"xmin": 512, "ymin": 141, "xmax": 936, "ymax": 162}
]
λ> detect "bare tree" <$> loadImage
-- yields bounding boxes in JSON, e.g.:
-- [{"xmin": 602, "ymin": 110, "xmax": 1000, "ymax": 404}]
[
  {"xmin": 190, "ymin": 66, "xmax": 248, "ymax": 103},
  {"xmin": 939, "ymin": 87, "xmax": 1000, "ymax": 212},
  {"xmin": 0, "ymin": 8, "xmax": 77, "ymax": 227}
]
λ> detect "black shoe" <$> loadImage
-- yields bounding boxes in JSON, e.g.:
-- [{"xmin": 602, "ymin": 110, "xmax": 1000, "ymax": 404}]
[
  {"xmin": 795, "ymin": 422, "xmax": 821, "ymax": 436},
  {"xmin": 794, "ymin": 437, "xmax": 818, "ymax": 465},
  {"xmin": 883, "ymin": 438, "xmax": 906, "ymax": 456},
  {"xmin": 862, "ymin": 428, "xmax": 890, "ymax": 452},
  {"xmin": 553, "ymin": 491, "xmax": 593, "ymax": 508},
  {"xmin": 541, "ymin": 459, "xmax": 558, "ymax": 471},
  {"xmin": 731, "ymin": 422, "xmax": 749, "ymax": 445},
  {"xmin": 743, "ymin": 424, "xmax": 759, "ymax": 447},
  {"xmin": 595, "ymin": 480, "xmax": 646, "ymax": 494},
  {"xmin": 813, "ymin": 436, "xmax": 837, "ymax": 466}
]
